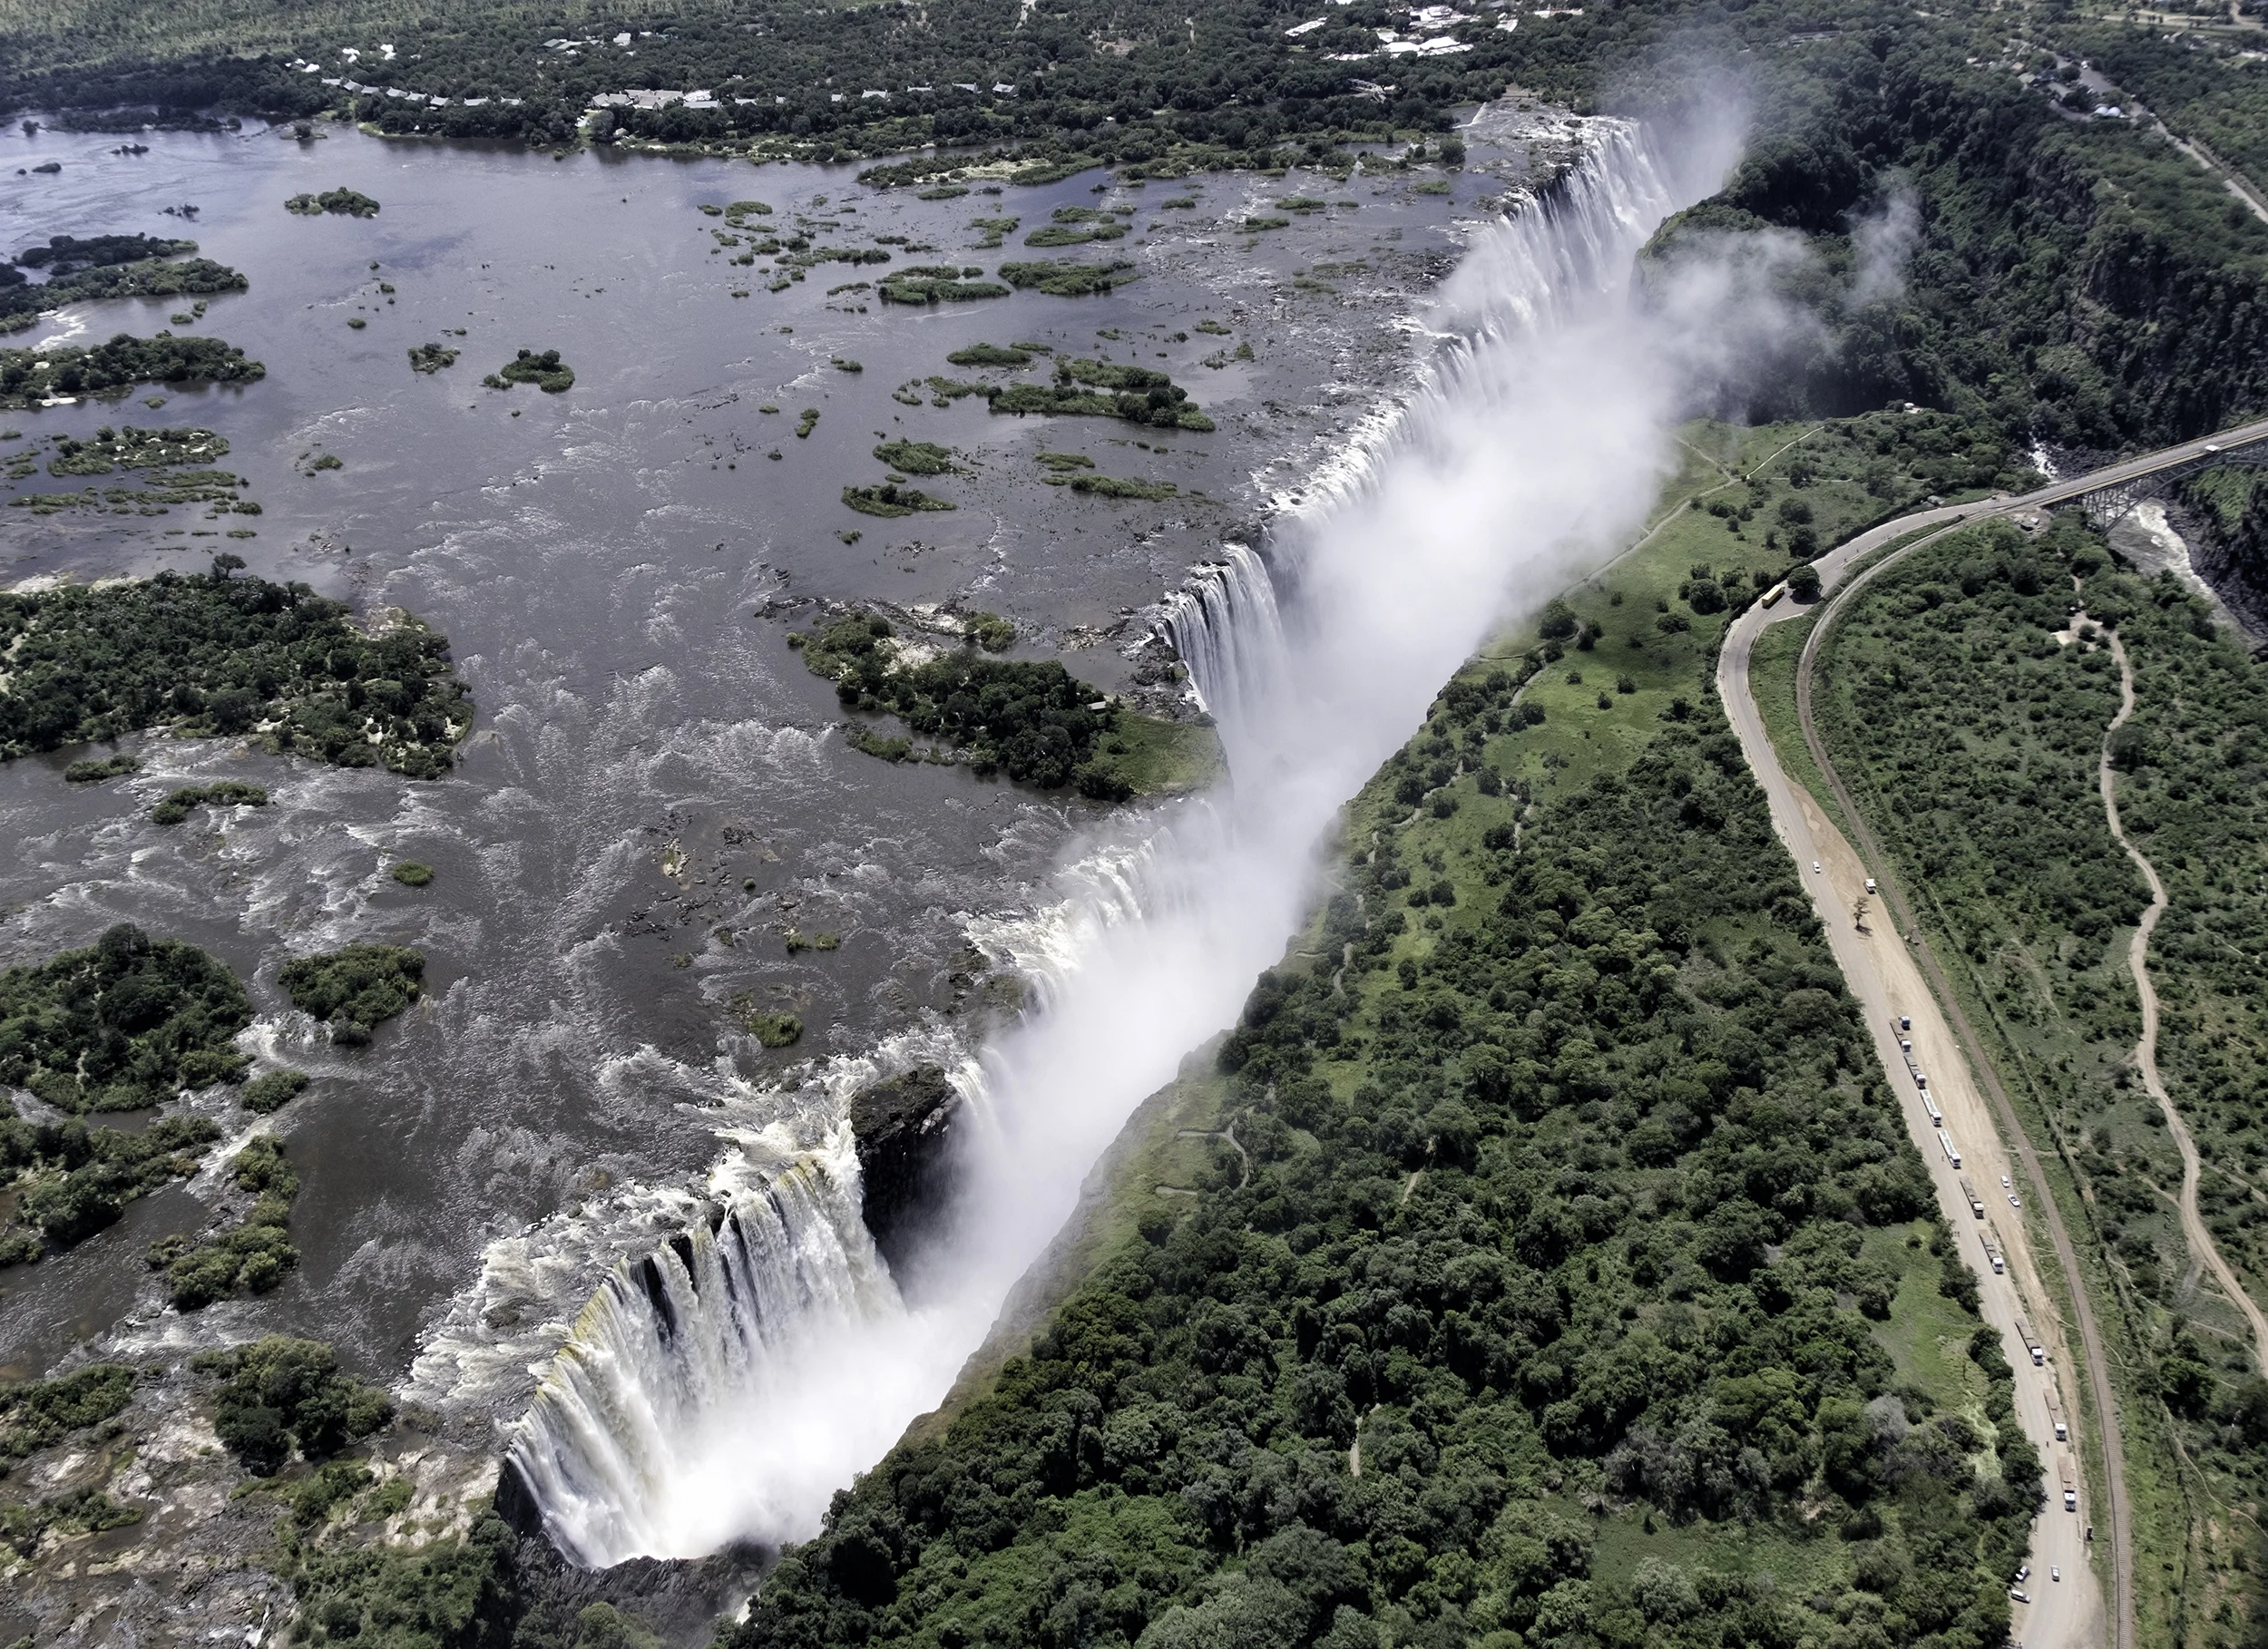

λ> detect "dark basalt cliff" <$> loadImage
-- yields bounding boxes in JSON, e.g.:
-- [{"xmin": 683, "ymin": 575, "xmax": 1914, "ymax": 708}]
[{"xmin": 846, "ymin": 1063, "xmax": 960, "ymax": 1269}]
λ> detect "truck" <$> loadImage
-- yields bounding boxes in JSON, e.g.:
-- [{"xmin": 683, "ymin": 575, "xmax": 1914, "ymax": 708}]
[
  {"xmin": 1864, "ymin": 876, "xmax": 1877, "ymax": 895},
  {"xmin": 2016, "ymin": 1314, "xmax": 2046, "ymax": 1366},
  {"xmin": 2060, "ymin": 1455, "xmax": 2077, "ymax": 1512},
  {"xmin": 2047, "ymin": 1385, "xmax": 2068, "ymax": 1442},
  {"xmin": 1981, "ymin": 1225, "xmax": 2005, "ymax": 1274},
  {"xmin": 1761, "ymin": 581, "xmax": 1786, "ymax": 608},
  {"xmin": 1960, "ymin": 1176, "xmax": 1986, "ymax": 1218},
  {"xmin": 1900, "ymin": 1014, "xmax": 1911, "ymax": 1032},
  {"xmin": 1937, "ymin": 1127, "xmax": 1962, "ymax": 1169}
]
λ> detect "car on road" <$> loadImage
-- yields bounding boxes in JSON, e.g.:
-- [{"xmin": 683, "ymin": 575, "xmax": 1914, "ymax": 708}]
[
  {"xmin": 2050, "ymin": 1567, "xmax": 2060, "ymax": 1583},
  {"xmin": 1812, "ymin": 861, "xmax": 1821, "ymax": 873},
  {"xmin": 2010, "ymin": 1588, "xmax": 2030, "ymax": 1604},
  {"xmin": 2016, "ymin": 1566, "xmax": 2029, "ymax": 1583},
  {"xmin": 2010, "ymin": 1193, "xmax": 2022, "ymax": 1207},
  {"xmin": 2002, "ymin": 1175, "xmax": 2011, "ymax": 1188}
]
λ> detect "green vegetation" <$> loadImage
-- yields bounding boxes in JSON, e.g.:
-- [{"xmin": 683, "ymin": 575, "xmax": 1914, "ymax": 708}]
[
  {"xmin": 945, "ymin": 342, "xmax": 1031, "ymax": 368},
  {"xmin": 2, "ymin": 1111, "xmax": 221, "ymax": 1258},
  {"xmin": 40, "ymin": 423, "xmax": 229, "ymax": 473},
  {"xmin": 987, "ymin": 357, "xmax": 1213, "ymax": 432},
  {"xmin": 877, "ymin": 265, "xmax": 1009, "ymax": 305},
  {"xmin": 391, "ymin": 861, "xmax": 434, "ymax": 887},
  {"xmin": 732, "ymin": 523, "xmax": 2034, "ymax": 1649},
  {"xmin": 2070, "ymin": 25, "xmax": 2268, "ymax": 199},
  {"xmin": 63, "ymin": 751, "xmax": 139, "ymax": 782},
  {"xmin": 873, "ymin": 438, "xmax": 960, "ymax": 476},
  {"xmin": 0, "ymin": 1364, "xmax": 136, "ymax": 1470},
  {"xmin": 0, "ymin": 562, "xmax": 472, "ymax": 778},
  {"xmin": 796, "ymin": 408, "xmax": 819, "ymax": 439},
  {"xmin": 844, "ymin": 482, "xmax": 955, "ymax": 518},
  {"xmin": 0, "ymin": 922, "xmax": 250, "ymax": 1113},
  {"xmin": 1024, "ymin": 205, "xmax": 1131, "ymax": 248},
  {"xmin": 1070, "ymin": 473, "xmax": 1178, "ymax": 501},
  {"xmin": 0, "ymin": 332, "xmax": 263, "ymax": 408},
  {"xmin": 279, "ymin": 943, "xmax": 424, "ymax": 1044},
  {"xmin": 1239, "ymin": 213, "xmax": 1293, "ymax": 230},
  {"xmin": 1810, "ymin": 510, "xmax": 2268, "ymax": 1634},
  {"xmin": 999, "ymin": 259, "xmax": 1139, "ymax": 298},
  {"xmin": 484, "ymin": 347, "xmax": 573, "ymax": 393},
  {"xmin": 150, "ymin": 777, "xmax": 268, "ymax": 824},
  {"xmin": 191, "ymin": 1337, "xmax": 392, "ymax": 1476},
  {"xmin": 747, "ymin": 1010, "xmax": 804, "ymax": 1049},
  {"xmin": 241, "ymin": 1068, "xmax": 310, "ymax": 1115},
  {"xmin": 1038, "ymin": 451, "xmax": 1095, "ymax": 471},
  {"xmin": 406, "ymin": 342, "xmax": 459, "ymax": 374},
  {"xmin": 798, "ymin": 617, "xmax": 1216, "ymax": 803},
  {"xmin": 0, "ymin": 234, "xmax": 245, "ymax": 334},
  {"xmin": 0, "ymin": 1486, "xmax": 142, "ymax": 1555},
  {"xmin": 147, "ymin": 1133, "xmax": 298, "ymax": 1310},
  {"xmin": 285, "ymin": 187, "xmax": 379, "ymax": 217},
  {"xmin": 963, "ymin": 611, "xmax": 1015, "ymax": 652}
]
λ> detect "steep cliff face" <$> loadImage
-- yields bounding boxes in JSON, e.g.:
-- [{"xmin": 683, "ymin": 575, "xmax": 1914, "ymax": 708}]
[
  {"xmin": 846, "ymin": 1065, "xmax": 962, "ymax": 1270},
  {"xmin": 2179, "ymin": 469, "xmax": 2268, "ymax": 644}
]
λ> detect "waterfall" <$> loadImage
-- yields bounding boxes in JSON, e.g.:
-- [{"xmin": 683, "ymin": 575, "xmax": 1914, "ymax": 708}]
[
  {"xmin": 503, "ymin": 1125, "xmax": 902, "ymax": 1566},
  {"xmin": 503, "ymin": 106, "xmax": 1764, "ymax": 1567},
  {"xmin": 1161, "ymin": 544, "xmax": 1286, "ymax": 719}
]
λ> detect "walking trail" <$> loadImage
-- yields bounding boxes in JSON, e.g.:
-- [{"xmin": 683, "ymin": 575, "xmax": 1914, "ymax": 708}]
[{"xmin": 2097, "ymin": 626, "xmax": 2268, "ymax": 1371}]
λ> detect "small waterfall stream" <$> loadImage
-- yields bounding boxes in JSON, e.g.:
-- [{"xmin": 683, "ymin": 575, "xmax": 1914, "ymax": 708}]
[{"xmin": 502, "ymin": 109, "xmax": 1756, "ymax": 1567}]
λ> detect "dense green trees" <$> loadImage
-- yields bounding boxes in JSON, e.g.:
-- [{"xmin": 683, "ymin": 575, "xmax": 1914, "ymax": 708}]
[
  {"xmin": 0, "ymin": 921, "xmax": 251, "ymax": 1112},
  {"xmin": 797, "ymin": 613, "xmax": 1135, "ymax": 796},
  {"xmin": 193, "ymin": 1337, "xmax": 393, "ymax": 1476},
  {"xmin": 279, "ymin": 944, "xmax": 425, "ymax": 1043},
  {"xmin": 729, "ymin": 676, "xmax": 2033, "ymax": 1649},
  {"xmin": 1, "ymin": 235, "xmax": 244, "ymax": 333},
  {"xmin": 0, "ymin": 562, "xmax": 471, "ymax": 777},
  {"xmin": 0, "ymin": 332, "xmax": 263, "ymax": 407}
]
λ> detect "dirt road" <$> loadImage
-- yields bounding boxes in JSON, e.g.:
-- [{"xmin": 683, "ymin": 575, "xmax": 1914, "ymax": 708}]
[
  {"xmin": 1720, "ymin": 595, "xmax": 2107, "ymax": 1649},
  {"xmin": 2097, "ymin": 629, "xmax": 2268, "ymax": 1370}
]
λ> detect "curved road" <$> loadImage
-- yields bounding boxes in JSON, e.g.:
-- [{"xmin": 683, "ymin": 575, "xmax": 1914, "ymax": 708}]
[
  {"xmin": 2098, "ymin": 629, "xmax": 2268, "ymax": 1371},
  {"xmin": 1716, "ymin": 416, "xmax": 2268, "ymax": 1649}
]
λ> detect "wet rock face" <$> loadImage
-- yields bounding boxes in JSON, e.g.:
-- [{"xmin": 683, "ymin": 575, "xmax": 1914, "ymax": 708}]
[{"xmin": 846, "ymin": 1065, "xmax": 961, "ymax": 1267}]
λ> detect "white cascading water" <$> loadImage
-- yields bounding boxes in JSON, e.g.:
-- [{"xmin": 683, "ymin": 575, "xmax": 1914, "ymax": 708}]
[{"xmin": 509, "ymin": 107, "xmax": 1785, "ymax": 1566}]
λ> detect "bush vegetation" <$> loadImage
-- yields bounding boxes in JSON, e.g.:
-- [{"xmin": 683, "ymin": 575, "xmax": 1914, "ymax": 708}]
[
  {"xmin": 285, "ymin": 187, "xmax": 379, "ymax": 217},
  {"xmin": 844, "ymin": 482, "xmax": 955, "ymax": 518},
  {"xmin": 279, "ymin": 943, "xmax": 425, "ymax": 1043},
  {"xmin": 998, "ymin": 259, "xmax": 1140, "ymax": 298},
  {"xmin": 241, "ymin": 1068, "xmax": 310, "ymax": 1114},
  {"xmin": 63, "ymin": 751, "xmax": 140, "ymax": 782},
  {"xmin": 873, "ymin": 438, "xmax": 960, "ymax": 476},
  {"xmin": 0, "ymin": 921, "xmax": 250, "ymax": 1112},
  {"xmin": 191, "ymin": 1337, "xmax": 393, "ymax": 1476},
  {"xmin": 1, "ymin": 1109, "xmax": 221, "ymax": 1258},
  {"xmin": 484, "ymin": 348, "xmax": 572, "ymax": 393},
  {"xmin": 0, "ymin": 332, "xmax": 263, "ymax": 408},
  {"xmin": 0, "ymin": 234, "xmax": 245, "ymax": 334},
  {"xmin": 1813, "ymin": 509, "xmax": 2268, "ymax": 1629},
  {"xmin": 391, "ymin": 860, "xmax": 434, "ymax": 886},
  {"xmin": 151, "ymin": 777, "xmax": 269, "ymax": 824},
  {"xmin": 0, "ymin": 561, "xmax": 472, "ymax": 778},
  {"xmin": 407, "ymin": 342, "xmax": 459, "ymax": 374},
  {"xmin": 146, "ymin": 1133, "xmax": 299, "ymax": 1309},
  {"xmin": 0, "ymin": 1363, "xmax": 137, "ymax": 1470}
]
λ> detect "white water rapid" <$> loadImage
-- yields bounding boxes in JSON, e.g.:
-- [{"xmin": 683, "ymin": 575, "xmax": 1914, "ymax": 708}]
[{"xmin": 507, "ymin": 108, "xmax": 1777, "ymax": 1566}]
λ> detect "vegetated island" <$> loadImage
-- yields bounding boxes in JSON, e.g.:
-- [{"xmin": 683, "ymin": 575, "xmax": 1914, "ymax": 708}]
[
  {"xmin": 284, "ymin": 187, "xmax": 379, "ymax": 217},
  {"xmin": 0, "ymin": 922, "xmax": 259, "ymax": 1266},
  {"xmin": 791, "ymin": 611, "xmax": 1219, "ymax": 800},
  {"xmin": 147, "ymin": 1132, "xmax": 300, "ymax": 1310},
  {"xmin": 1, "ymin": 234, "xmax": 247, "ymax": 335},
  {"xmin": 483, "ymin": 348, "xmax": 573, "ymax": 392},
  {"xmin": 407, "ymin": 341, "xmax": 459, "ymax": 374},
  {"xmin": 924, "ymin": 355, "xmax": 1215, "ymax": 433},
  {"xmin": 0, "ymin": 333, "xmax": 264, "ymax": 409},
  {"xmin": 279, "ymin": 942, "xmax": 425, "ymax": 1044},
  {"xmin": 0, "ymin": 558, "xmax": 473, "ymax": 778},
  {"xmin": 876, "ymin": 264, "xmax": 1008, "ymax": 305},
  {"xmin": 843, "ymin": 481, "xmax": 954, "ymax": 518},
  {"xmin": 997, "ymin": 258, "xmax": 1139, "ymax": 297}
]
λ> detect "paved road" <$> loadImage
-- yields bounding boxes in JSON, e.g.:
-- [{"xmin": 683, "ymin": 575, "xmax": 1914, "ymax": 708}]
[{"xmin": 2097, "ymin": 629, "xmax": 2268, "ymax": 1369}]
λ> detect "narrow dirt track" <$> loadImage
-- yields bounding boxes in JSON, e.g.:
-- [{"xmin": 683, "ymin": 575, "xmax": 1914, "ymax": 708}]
[{"xmin": 2097, "ymin": 629, "xmax": 2268, "ymax": 1371}]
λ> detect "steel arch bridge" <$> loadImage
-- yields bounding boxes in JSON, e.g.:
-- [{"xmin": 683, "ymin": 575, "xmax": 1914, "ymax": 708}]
[{"xmin": 2077, "ymin": 430, "xmax": 2268, "ymax": 529}]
